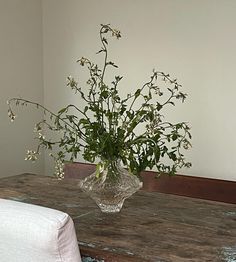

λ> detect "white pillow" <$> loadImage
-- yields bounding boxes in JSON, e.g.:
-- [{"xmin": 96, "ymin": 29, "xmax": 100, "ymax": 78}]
[{"xmin": 0, "ymin": 198, "xmax": 82, "ymax": 262}]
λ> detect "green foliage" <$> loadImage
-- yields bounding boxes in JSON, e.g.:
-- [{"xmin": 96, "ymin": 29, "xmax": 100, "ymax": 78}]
[{"xmin": 8, "ymin": 24, "xmax": 192, "ymax": 178}]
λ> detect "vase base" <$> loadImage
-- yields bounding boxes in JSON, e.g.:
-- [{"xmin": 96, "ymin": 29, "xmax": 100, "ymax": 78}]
[{"xmin": 97, "ymin": 201, "xmax": 124, "ymax": 213}]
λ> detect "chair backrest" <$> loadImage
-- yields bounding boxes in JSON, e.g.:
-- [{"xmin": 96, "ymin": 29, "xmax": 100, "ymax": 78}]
[{"xmin": 0, "ymin": 198, "xmax": 82, "ymax": 262}]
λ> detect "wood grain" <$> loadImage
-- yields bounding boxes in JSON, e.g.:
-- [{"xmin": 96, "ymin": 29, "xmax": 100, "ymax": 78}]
[{"xmin": 0, "ymin": 173, "xmax": 236, "ymax": 262}]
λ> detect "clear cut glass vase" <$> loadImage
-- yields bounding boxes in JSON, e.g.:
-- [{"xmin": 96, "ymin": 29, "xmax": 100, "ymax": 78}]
[{"xmin": 79, "ymin": 160, "xmax": 143, "ymax": 213}]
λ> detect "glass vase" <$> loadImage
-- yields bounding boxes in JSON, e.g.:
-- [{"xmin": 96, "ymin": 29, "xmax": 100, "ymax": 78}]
[{"xmin": 79, "ymin": 160, "xmax": 143, "ymax": 213}]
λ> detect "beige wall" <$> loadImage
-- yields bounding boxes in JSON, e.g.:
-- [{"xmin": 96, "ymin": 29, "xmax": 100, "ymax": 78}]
[
  {"xmin": 0, "ymin": 0, "xmax": 44, "ymax": 177},
  {"xmin": 42, "ymin": 0, "xmax": 236, "ymax": 181}
]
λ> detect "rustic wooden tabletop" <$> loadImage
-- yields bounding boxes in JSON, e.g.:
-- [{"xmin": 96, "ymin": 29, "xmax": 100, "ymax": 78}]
[{"xmin": 0, "ymin": 173, "xmax": 236, "ymax": 262}]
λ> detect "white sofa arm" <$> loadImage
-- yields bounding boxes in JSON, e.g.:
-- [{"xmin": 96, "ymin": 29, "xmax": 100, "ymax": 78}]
[{"xmin": 0, "ymin": 198, "xmax": 82, "ymax": 262}]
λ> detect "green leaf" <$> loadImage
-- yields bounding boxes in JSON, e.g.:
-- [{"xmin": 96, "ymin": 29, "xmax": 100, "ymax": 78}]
[
  {"xmin": 156, "ymin": 103, "xmax": 162, "ymax": 111},
  {"xmin": 79, "ymin": 118, "xmax": 90, "ymax": 126},
  {"xmin": 58, "ymin": 108, "xmax": 67, "ymax": 114},
  {"xmin": 101, "ymin": 90, "xmax": 109, "ymax": 99},
  {"xmin": 172, "ymin": 133, "xmax": 178, "ymax": 141},
  {"xmin": 96, "ymin": 48, "xmax": 105, "ymax": 54},
  {"xmin": 84, "ymin": 106, "xmax": 89, "ymax": 113},
  {"xmin": 134, "ymin": 89, "xmax": 141, "ymax": 98},
  {"xmin": 102, "ymin": 37, "xmax": 108, "ymax": 45}
]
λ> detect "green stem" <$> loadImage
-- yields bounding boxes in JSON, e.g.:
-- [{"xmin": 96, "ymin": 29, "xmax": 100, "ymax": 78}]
[{"xmin": 9, "ymin": 98, "xmax": 87, "ymax": 140}]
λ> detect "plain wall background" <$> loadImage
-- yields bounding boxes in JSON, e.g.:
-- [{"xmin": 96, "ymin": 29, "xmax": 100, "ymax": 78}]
[
  {"xmin": 0, "ymin": 0, "xmax": 44, "ymax": 178},
  {"xmin": 42, "ymin": 0, "xmax": 236, "ymax": 181},
  {"xmin": 1, "ymin": 0, "xmax": 236, "ymax": 181}
]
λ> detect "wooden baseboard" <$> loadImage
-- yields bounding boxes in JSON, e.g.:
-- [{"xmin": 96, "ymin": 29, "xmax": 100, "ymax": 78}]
[{"xmin": 64, "ymin": 162, "xmax": 236, "ymax": 204}]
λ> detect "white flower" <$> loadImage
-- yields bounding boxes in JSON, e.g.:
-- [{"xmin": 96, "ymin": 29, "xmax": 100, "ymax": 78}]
[
  {"xmin": 25, "ymin": 150, "xmax": 39, "ymax": 162},
  {"xmin": 67, "ymin": 76, "xmax": 78, "ymax": 88},
  {"xmin": 79, "ymin": 57, "xmax": 87, "ymax": 66},
  {"xmin": 55, "ymin": 159, "xmax": 65, "ymax": 180},
  {"xmin": 8, "ymin": 109, "xmax": 16, "ymax": 122},
  {"xmin": 112, "ymin": 29, "xmax": 121, "ymax": 39},
  {"xmin": 183, "ymin": 143, "xmax": 189, "ymax": 150},
  {"xmin": 38, "ymin": 132, "xmax": 45, "ymax": 140},
  {"xmin": 34, "ymin": 125, "xmax": 42, "ymax": 133}
]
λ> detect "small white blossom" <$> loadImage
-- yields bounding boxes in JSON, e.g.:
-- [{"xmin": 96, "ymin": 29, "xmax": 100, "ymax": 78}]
[
  {"xmin": 87, "ymin": 79, "xmax": 92, "ymax": 85},
  {"xmin": 38, "ymin": 132, "xmax": 45, "ymax": 140},
  {"xmin": 8, "ymin": 109, "xmax": 16, "ymax": 122},
  {"xmin": 183, "ymin": 141, "xmax": 191, "ymax": 150},
  {"xmin": 112, "ymin": 29, "xmax": 121, "ymax": 39},
  {"xmin": 67, "ymin": 76, "xmax": 78, "ymax": 88},
  {"xmin": 25, "ymin": 150, "xmax": 39, "ymax": 162},
  {"xmin": 34, "ymin": 125, "xmax": 42, "ymax": 133},
  {"xmin": 55, "ymin": 159, "xmax": 65, "ymax": 180},
  {"xmin": 79, "ymin": 57, "xmax": 87, "ymax": 66}
]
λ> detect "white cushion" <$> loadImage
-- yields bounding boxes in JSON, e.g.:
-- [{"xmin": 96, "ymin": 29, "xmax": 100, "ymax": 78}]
[{"xmin": 0, "ymin": 199, "xmax": 82, "ymax": 262}]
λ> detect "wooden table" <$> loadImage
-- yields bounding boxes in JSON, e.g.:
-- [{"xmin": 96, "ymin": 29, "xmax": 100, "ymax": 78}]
[{"xmin": 0, "ymin": 173, "xmax": 236, "ymax": 262}]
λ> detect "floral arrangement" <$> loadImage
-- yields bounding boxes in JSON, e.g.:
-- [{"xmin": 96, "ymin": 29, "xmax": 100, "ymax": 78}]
[{"xmin": 8, "ymin": 24, "xmax": 191, "ymax": 179}]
